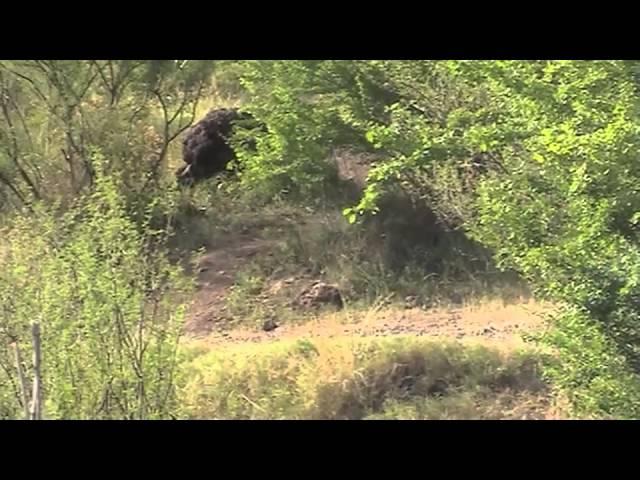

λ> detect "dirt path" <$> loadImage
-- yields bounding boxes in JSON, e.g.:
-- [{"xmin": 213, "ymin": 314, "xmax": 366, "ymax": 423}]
[
  {"xmin": 183, "ymin": 230, "xmax": 548, "ymax": 346},
  {"xmin": 195, "ymin": 301, "xmax": 548, "ymax": 347},
  {"xmin": 183, "ymin": 233, "xmax": 276, "ymax": 336}
]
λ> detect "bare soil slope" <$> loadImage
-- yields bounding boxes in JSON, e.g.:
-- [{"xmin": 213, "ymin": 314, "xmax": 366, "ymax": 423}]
[{"xmin": 183, "ymin": 228, "xmax": 548, "ymax": 345}]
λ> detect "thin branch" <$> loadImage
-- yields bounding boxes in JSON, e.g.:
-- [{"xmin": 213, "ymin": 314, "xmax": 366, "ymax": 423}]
[
  {"xmin": 91, "ymin": 60, "xmax": 111, "ymax": 92},
  {"xmin": 114, "ymin": 61, "xmax": 145, "ymax": 99},
  {"xmin": 0, "ymin": 351, "xmax": 23, "ymax": 414},
  {"xmin": 12, "ymin": 342, "xmax": 30, "ymax": 419},
  {"xmin": 0, "ymin": 169, "xmax": 27, "ymax": 205},
  {"xmin": 29, "ymin": 323, "xmax": 42, "ymax": 420},
  {"xmin": 0, "ymin": 93, "xmax": 42, "ymax": 200},
  {"xmin": 0, "ymin": 63, "xmax": 54, "ymax": 111}
]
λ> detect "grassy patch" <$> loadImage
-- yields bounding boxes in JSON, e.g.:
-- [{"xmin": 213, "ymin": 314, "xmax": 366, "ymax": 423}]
[
  {"xmin": 177, "ymin": 188, "xmax": 532, "ymax": 317},
  {"xmin": 178, "ymin": 336, "xmax": 559, "ymax": 420},
  {"xmin": 285, "ymin": 209, "xmax": 525, "ymax": 308},
  {"xmin": 364, "ymin": 389, "xmax": 562, "ymax": 420}
]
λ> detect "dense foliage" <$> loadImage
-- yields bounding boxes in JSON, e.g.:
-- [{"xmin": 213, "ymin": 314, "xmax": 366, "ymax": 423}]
[
  {"xmin": 0, "ymin": 158, "xmax": 191, "ymax": 419},
  {"xmin": 3, "ymin": 60, "xmax": 640, "ymax": 418},
  {"xmin": 0, "ymin": 60, "xmax": 214, "ymax": 209},
  {"xmin": 236, "ymin": 60, "xmax": 640, "ymax": 417},
  {"xmin": 0, "ymin": 60, "xmax": 209, "ymax": 418}
]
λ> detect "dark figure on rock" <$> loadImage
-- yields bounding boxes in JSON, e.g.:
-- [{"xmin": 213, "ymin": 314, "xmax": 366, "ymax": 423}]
[{"xmin": 176, "ymin": 108, "xmax": 264, "ymax": 186}]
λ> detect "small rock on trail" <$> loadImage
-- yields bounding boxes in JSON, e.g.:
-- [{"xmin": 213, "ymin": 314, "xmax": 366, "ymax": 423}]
[{"xmin": 262, "ymin": 318, "xmax": 279, "ymax": 332}]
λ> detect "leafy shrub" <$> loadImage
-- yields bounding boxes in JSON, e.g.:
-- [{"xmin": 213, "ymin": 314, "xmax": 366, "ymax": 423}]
[
  {"xmin": 236, "ymin": 60, "xmax": 640, "ymax": 417},
  {"xmin": 0, "ymin": 156, "xmax": 192, "ymax": 419}
]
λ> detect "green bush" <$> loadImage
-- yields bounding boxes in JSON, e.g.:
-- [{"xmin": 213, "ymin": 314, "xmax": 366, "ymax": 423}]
[
  {"xmin": 464, "ymin": 61, "xmax": 640, "ymax": 416},
  {"xmin": 234, "ymin": 60, "xmax": 640, "ymax": 417},
  {"xmin": 0, "ymin": 156, "xmax": 192, "ymax": 419}
]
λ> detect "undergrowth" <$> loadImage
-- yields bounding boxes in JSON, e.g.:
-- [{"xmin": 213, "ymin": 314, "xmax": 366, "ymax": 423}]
[{"xmin": 179, "ymin": 336, "xmax": 558, "ymax": 420}]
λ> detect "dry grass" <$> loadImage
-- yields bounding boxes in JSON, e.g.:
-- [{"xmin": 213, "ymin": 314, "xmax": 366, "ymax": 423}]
[
  {"xmin": 192, "ymin": 290, "xmax": 552, "ymax": 349},
  {"xmin": 166, "ymin": 132, "xmax": 565, "ymax": 419},
  {"xmin": 175, "ymin": 191, "xmax": 542, "ymax": 334},
  {"xmin": 178, "ymin": 335, "xmax": 562, "ymax": 420},
  {"xmin": 366, "ymin": 389, "xmax": 567, "ymax": 420}
]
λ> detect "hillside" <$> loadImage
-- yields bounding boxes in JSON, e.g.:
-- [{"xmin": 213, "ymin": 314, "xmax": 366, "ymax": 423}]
[
  {"xmin": 183, "ymin": 212, "xmax": 547, "ymax": 345},
  {"xmin": 165, "ymin": 188, "xmax": 560, "ymax": 419},
  {"xmin": 3, "ymin": 60, "xmax": 640, "ymax": 420},
  {"xmin": 174, "ymin": 211, "xmax": 560, "ymax": 420}
]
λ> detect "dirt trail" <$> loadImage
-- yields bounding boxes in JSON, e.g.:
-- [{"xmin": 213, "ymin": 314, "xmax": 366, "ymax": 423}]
[
  {"xmin": 183, "ymin": 230, "xmax": 548, "ymax": 345},
  {"xmin": 197, "ymin": 302, "xmax": 547, "ymax": 347},
  {"xmin": 183, "ymin": 233, "xmax": 276, "ymax": 336}
]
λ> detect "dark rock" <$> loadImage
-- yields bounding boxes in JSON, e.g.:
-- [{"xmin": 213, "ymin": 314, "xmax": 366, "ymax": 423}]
[
  {"xmin": 404, "ymin": 295, "xmax": 418, "ymax": 309},
  {"xmin": 294, "ymin": 281, "xmax": 344, "ymax": 310},
  {"xmin": 262, "ymin": 318, "xmax": 278, "ymax": 332},
  {"xmin": 482, "ymin": 326, "xmax": 497, "ymax": 336}
]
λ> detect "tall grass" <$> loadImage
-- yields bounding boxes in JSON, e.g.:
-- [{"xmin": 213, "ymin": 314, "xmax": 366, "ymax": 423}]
[{"xmin": 179, "ymin": 336, "xmax": 555, "ymax": 419}]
